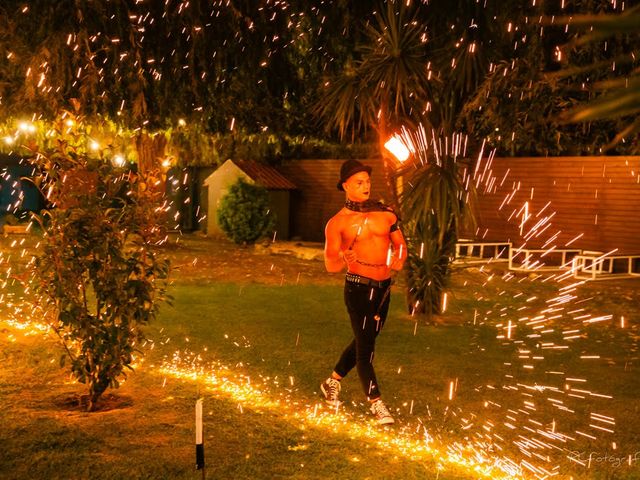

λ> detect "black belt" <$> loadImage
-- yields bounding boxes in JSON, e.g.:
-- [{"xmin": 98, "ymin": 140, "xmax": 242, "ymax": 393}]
[{"xmin": 345, "ymin": 273, "xmax": 391, "ymax": 288}]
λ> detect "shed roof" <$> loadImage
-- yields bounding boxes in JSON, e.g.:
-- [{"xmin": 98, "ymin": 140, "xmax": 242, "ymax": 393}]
[{"xmin": 235, "ymin": 160, "xmax": 297, "ymax": 190}]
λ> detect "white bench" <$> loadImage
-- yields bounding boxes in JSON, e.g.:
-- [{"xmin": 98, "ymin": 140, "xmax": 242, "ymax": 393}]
[
  {"xmin": 571, "ymin": 251, "xmax": 640, "ymax": 280},
  {"xmin": 454, "ymin": 240, "xmax": 511, "ymax": 264},
  {"xmin": 508, "ymin": 247, "xmax": 582, "ymax": 272},
  {"xmin": 455, "ymin": 241, "xmax": 640, "ymax": 281}
]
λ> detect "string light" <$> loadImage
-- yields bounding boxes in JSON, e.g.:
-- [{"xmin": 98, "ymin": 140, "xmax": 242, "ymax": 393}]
[{"xmin": 112, "ymin": 154, "xmax": 126, "ymax": 167}]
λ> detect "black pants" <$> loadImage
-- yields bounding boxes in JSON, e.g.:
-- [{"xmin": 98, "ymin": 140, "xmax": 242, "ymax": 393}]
[{"xmin": 333, "ymin": 277, "xmax": 391, "ymax": 400}]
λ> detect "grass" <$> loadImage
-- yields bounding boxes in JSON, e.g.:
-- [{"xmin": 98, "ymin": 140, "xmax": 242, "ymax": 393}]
[
  {"xmin": 0, "ymin": 302, "xmax": 473, "ymax": 480},
  {"xmin": 1, "ymin": 238, "xmax": 640, "ymax": 479}
]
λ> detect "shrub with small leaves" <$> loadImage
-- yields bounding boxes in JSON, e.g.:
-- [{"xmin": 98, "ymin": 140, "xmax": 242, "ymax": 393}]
[
  {"xmin": 217, "ymin": 178, "xmax": 276, "ymax": 244},
  {"xmin": 26, "ymin": 114, "xmax": 170, "ymax": 411}
]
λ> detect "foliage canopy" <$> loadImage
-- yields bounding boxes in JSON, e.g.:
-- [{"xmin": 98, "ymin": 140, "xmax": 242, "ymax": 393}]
[{"xmin": 1, "ymin": 0, "xmax": 638, "ymax": 157}]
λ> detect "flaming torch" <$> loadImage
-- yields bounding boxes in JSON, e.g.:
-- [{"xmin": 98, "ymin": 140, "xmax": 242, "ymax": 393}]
[{"xmin": 384, "ymin": 133, "xmax": 411, "ymax": 163}]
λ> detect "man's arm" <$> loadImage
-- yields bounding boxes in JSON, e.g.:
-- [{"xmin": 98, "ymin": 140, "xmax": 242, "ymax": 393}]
[
  {"xmin": 389, "ymin": 229, "xmax": 407, "ymax": 271},
  {"xmin": 324, "ymin": 218, "xmax": 346, "ymax": 272}
]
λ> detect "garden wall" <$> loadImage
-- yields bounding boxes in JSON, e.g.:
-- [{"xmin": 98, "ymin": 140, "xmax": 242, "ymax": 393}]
[
  {"xmin": 470, "ymin": 156, "xmax": 640, "ymax": 254},
  {"xmin": 279, "ymin": 156, "xmax": 640, "ymax": 253}
]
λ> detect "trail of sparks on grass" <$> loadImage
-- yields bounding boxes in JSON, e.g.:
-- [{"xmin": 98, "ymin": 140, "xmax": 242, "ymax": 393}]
[
  {"xmin": 157, "ymin": 349, "xmax": 525, "ymax": 480},
  {"xmin": 0, "ymin": 306, "xmax": 530, "ymax": 478}
]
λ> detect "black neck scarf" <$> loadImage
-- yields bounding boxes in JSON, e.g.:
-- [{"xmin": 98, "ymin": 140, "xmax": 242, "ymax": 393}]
[
  {"xmin": 345, "ymin": 199, "xmax": 393, "ymax": 212},
  {"xmin": 345, "ymin": 199, "xmax": 368, "ymax": 211}
]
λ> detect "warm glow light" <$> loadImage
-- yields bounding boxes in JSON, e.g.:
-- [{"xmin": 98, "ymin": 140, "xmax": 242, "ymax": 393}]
[
  {"xmin": 18, "ymin": 121, "xmax": 36, "ymax": 133},
  {"xmin": 178, "ymin": 118, "xmax": 186, "ymax": 127},
  {"xmin": 384, "ymin": 135, "xmax": 410, "ymax": 162},
  {"xmin": 156, "ymin": 352, "xmax": 520, "ymax": 480},
  {"xmin": 3, "ymin": 136, "xmax": 14, "ymax": 145},
  {"xmin": 65, "ymin": 119, "xmax": 75, "ymax": 127},
  {"xmin": 112, "ymin": 154, "xmax": 126, "ymax": 167},
  {"xmin": 89, "ymin": 140, "xmax": 100, "ymax": 151},
  {"xmin": 161, "ymin": 158, "xmax": 172, "ymax": 169}
]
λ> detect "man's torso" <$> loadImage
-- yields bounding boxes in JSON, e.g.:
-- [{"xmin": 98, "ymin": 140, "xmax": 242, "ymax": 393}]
[{"xmin": 331, "ymin": 208, "xmax": 396, "ymax": 281}]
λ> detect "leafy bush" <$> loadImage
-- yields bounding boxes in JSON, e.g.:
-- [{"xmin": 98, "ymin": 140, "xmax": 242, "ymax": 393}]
[
  {"xmin": 400, "ymin": 129, "xmax": 477, "ymax": 318},
  {"xmin": 26, "ymin": 115, "xmax": 170, "ymax": 411},
  {"xmin": 217, "ymin": 179, "xmax": 275, "ymax": 244},
  {"xmin": 404, "ymin": 219, "xmax": 457, "ymax": 317}
]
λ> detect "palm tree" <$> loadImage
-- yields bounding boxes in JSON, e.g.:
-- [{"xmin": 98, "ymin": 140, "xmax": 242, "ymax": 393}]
[
  {"xmin": 399, "ymin": 127, "xmax": 478, "ymax": 316},
  {"xmin": 313, "ymin": 1, "xmax": 432, "ymax": 199},
  {"xmin": 314, "ymin": 0, "xmax": 500, "ymax": 316}
]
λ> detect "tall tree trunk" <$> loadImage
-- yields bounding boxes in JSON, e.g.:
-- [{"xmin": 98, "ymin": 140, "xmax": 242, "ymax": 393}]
[{"xmin": 135, "ymin": 133, "xmax": 167, "ymax": 174}]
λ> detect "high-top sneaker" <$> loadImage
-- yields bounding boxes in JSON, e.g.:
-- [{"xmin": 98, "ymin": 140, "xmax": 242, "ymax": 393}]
[
  {"xmin": 320, "ymin": 377, "xmax": 341, "ymax": 406},
  {"xmin": 370, "ymin": 399, "xmax": 394, "ymax": 425}
]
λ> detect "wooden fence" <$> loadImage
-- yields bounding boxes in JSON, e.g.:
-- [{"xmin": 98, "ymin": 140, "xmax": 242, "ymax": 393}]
[
  {"xmin": 471, "ymin": 156, "xmax": 640, "ymax": 254},
  {"xmin": 278, "ymin": 157, "xmax": 640, "ymax": 253}
]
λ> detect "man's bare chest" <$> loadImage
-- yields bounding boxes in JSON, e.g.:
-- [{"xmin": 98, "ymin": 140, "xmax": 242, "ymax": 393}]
[{"xmin": 341, "ymin": 212, "xmax": 391, "ymax": 243}]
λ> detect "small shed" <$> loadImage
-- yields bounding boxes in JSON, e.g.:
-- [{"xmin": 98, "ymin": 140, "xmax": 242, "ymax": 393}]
[{"xmin": 203, "ymin": 159, "xmax": 297, "ymax": 240}]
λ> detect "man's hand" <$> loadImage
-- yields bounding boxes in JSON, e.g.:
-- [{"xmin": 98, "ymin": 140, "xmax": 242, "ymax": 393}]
[
  {"xmin": 390, "ymin": 256, "xmax": 404, "ymax": 271},
  {"xmin": 342, "ymin": 249, "xmax": 357, "ymax": 266}
]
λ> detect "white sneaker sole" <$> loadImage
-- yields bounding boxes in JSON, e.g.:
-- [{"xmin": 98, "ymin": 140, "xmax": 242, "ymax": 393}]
[{"xmin": 377, "ymin": 416, "xmax": 395, "ymax": 425}]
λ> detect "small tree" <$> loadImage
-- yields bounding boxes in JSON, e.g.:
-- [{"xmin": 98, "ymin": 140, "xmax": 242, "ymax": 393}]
[
  {"xmin": 217, "ymin": 178, "xmax": 276, "ymax": 244},
  {"xmin": 400, "ymin": 127, "xmax": 477, "ymax": 318},
  {"xmin": 27, "ymin": 116, "xmax": 170, "ymax": 411}
]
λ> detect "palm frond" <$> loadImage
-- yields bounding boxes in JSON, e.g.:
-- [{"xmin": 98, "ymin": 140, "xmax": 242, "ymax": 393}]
[
  {"xmin": 553, "ymin": 5, "xmax": 640, "ymax": 37},
  {"xmin": 553, "ymin": 6, "xmax": 640, "ymax": 150},
  {"xmin": 399, "ymin": 128, "xmax": 476, "ymax": 246},
  {"xmin": 311, "ymin": 1, "xmax": 431, "ymax": 140},
  {"xmin": 547, "ymin": 54, "xmax": 637, "ymax": 81},
  {"xmin": 561, "ymin": 76, "xmax": 640, "ymax": 122},
  {"xmin": 312, "ymin": 69, "xmax": 375, "ymax": 140},
  {"xmin": 604, "ymin": 116, "xmax": 640, "ymax": 151},
  {"xmin": 358, "ymin": 1, "xmax": 432, "ymax": 122}
]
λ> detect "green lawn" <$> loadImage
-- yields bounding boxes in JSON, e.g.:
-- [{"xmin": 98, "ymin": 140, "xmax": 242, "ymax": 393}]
[{"xmin": 1, "ymin": 246, "xmax": 640, "ymax": 479}]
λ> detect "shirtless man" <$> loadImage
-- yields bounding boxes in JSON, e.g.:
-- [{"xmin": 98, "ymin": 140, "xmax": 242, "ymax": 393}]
[{"xmin": 320, "ymin": 159, "xmax": 406, "ymax": 425}]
